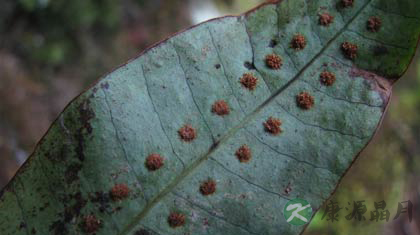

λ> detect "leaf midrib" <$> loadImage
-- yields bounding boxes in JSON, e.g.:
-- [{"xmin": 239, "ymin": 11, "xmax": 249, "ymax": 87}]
[{"xmin": 118, "ymin": 1, "xmax": 374, "ymax": 234}]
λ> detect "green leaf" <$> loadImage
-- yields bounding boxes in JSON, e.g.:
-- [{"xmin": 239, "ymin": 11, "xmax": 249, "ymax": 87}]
[{"xmin": 1, "ymin": 0, "xmax": 419, "ymax": 234}]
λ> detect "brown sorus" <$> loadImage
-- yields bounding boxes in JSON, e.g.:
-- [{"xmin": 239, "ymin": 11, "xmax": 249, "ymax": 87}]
[
  {"xmin": 145, "ymin": 153, "xmax": 164, "ymax": 171},
  {"xmin": 291, "ymin": 34, "xmax": 306, "ymax": 50},
  {"xmin": 367, "ymin": 16, "xmax": 382, "ymax": 32},
  {"xmin": 212, "ymin": 100, "xmax": 230, "ymax": 116},
  {"xmin": 235, "ymin": 145, "xmax": 252, "ymax": 163},
  {"xmin": 296, "ymin": 92, "xmax": 315, "ymax": 110},
  {"xmin": 319, "ymin": 13, "xmax": 334, "ymax": 26},
  {"xmin": 320, "ymin": 71, "xmax": 336, "ymax": 86},
  {"xmin": 178, "ymin": 124, "xmax": 196, "ymax": 142},
  {"xmin": 168, "ymin": 212, "xmax": 186, "ymax": 228},
  {"xmin": 199, "ymin": 179, "xmax": 217, "ymax": 196},
  {"xmin": 341, "ymin": 0, "xmax": 354, "ymax": 7},
  {"xmin": 82, "ymin": 215, "xmax": 101, "ymax": 233},
  {"xmin": 110, "ymin": 183, "xmax": 130, "ymax": 201},
  {"xmin": 240, "ymin": 73, "xmax": 258, "ymax": 90},
  {"xmin": 265, "ymin": 54, "xmax": 283, "ymax": 69},
  {"xmin": 341, "ymin": 42, "xmax": 358, "ymax": 60},
  {"xmin": 263, "ymin": 117, "xmax": 282, "ymax": 135}
]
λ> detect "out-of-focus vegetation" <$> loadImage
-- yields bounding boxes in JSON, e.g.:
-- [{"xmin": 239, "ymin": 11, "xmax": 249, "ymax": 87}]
[
  {"xmin": 0, "ymin": 0, "xmax": 191, "ymax": 187},
  {"xmin": 0, "ymin": 0, "xmax": 419, "ymax": 234}
]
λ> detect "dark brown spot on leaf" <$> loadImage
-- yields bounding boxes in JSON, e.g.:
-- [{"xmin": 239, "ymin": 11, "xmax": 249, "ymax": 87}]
[
  {"xmin": 373, "ymin": 45, "xmax": 389, "ymax": 56},
  {"xmin": 200, "ymin": 179, "xmax": 216, "ymax": 196},
  {"xmin": 244, "ymin": 61, "xmax": 256, "ymax": 70},
  {"xmin": 101, "ymin": 82, "xmax": 109, "ymax": 89},
  {"xmin": 135, "ymin": 229, "xmax": 151, "ymax": 235},
  {"xmin": 110, "ymin": 184, "xmax": 130, "ymax": 201},
  {"xmin": 203, "ymin": 218, "xmax": 210, "ymax": 226},
  {"xmin": 65, "ymin": 163, "xmax": 82, "ymax": 185},
  {"xmin": 269, "ymin": 39, "xmax": 278, "ymax": 48},
  {"xmin": 319, "ymin": 13, "xmax": 334, "ymax": 26},
  {"xmin": 265, "ymin": 54, "xmax": 283, "ymax": 69},
  {"xmin": 66, "ymin": 192, "xmax": 87, "ymax": 222},
  {"xmin": 49, "ymin": 192, "xmax": 88, "ymax": 235},
  {"xmin": 367, "ymin": 16, "xmax": 382, "ymax": 32},
  {"xmin": 82, "ymin": 215, "xmax": 101, "ymax": 234},
  {"xmin": 341, "ymin": 42, "xmax": 358, "ymax": 60},
  {"xmin": 341, "ymin": 0, "xmax": 354, "ymax": 7},
  {"xmin": 296, "ymin": 92, "xmax": 315, "ymax": 110},
  {"xmin": 235, "ymin": 145, "xmax": 252, "ymax": 163},
  {"xmin": 178, "ymin": 125, "xmax": 196, "ymax": 142},
  {"xmin": 263, "ymin": 117, "xmax": 282, "ymax": 135},
  {"xmin": 145, "ymin": 154, "xmax": 164, "ymax": 171},
  {"xmin": 211, "ymin": 100, "xmax": 230, "ymax": 116},
  {"xmin": 89, "ymin": 192, "xmax": 110, "ymax": 213},
  {"xmin": 215, "ymin": 64, "xmax": 221, "ymax": 69},
  {"xmin": 78, "ymin": 99, "xmax": 95, "ymax": 135},
  {"xmin": 240, "ymin": 73, "xmax": 258, "ymax": 91},
  {"xmin": 49, "ymin": 221, "xmax": 67, "ymax": 235},
  {"xmin": 320, "ymin": 71, "xmax": 336, "ymax": 86},
  {"xmin": 72, "ymin": 98, "xmax": 95, "ymax": 164},
  {"xmin": 168, "ymin": 212, "xmax": 186, "ymax": 228},
  {"xmin": 291, "ymin": 34, "xmax": 306, "ymax": 50}
]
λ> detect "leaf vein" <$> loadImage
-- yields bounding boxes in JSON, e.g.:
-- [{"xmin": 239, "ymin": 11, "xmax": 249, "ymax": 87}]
[
  {"xmin": 141, "ymin": 64, "xmax": 186, "ymax": 170},
  {"xmin": 243, "ymin": 128, "xmax": 337, "ymax": 175},
  {"xmin": 172, "ymin": 44, "xmax": 216, "ymax": 143},
  {"xmin": 172, "ymin": 191, "xmax": 260, "ymax": 235},
  {"xmin": 347, "ymin": 29, "xmax": 411, "ymax": 50},
  {"xmin": 207, "ymin": 25, "xmax": 247, "ymax": 115},
  {"xmin": 101, "ymin": 89, "xmax": 146, "ymax": 199}
]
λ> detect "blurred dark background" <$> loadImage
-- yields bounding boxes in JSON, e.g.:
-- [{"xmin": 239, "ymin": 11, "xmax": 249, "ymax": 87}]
[{"xmin": 0, "ymin": 0, "xmax": 419, "ymax": 234}]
